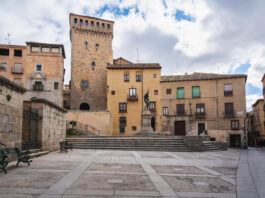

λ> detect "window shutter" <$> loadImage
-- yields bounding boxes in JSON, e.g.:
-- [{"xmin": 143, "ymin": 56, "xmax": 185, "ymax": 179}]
[
  {"xmin": 192, "ymin": 87, "xmax": 200, "ymax": 97},
  {"xmin": 177, "ymin": 88, "xmax": 184, "ymax": 98}
]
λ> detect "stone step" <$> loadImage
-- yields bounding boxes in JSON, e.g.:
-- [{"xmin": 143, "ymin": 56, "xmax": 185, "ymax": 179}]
[
  {"xmin": 30, "ymin": 151, "xmax": 49, "ymax": 158},
  {"xmin": 72, "ymin": 146, "xmax": 190, "ymax": 151}
]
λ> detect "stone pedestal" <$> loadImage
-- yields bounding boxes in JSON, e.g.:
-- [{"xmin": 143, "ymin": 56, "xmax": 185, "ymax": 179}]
[{"xmin": 136, "ymin": 110, "xmax": 157, "ymax": 136}]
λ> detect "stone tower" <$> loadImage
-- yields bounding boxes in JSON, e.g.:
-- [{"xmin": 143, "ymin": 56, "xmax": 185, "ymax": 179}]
[{"xmin": 69, "ymin": 13, "xmax": 114, "ymax": 111}]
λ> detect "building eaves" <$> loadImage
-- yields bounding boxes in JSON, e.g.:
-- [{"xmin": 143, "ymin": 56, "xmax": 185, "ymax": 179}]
[{"xmin": 107, "ymin": 63, "xmax": 161, "ymax": 69}]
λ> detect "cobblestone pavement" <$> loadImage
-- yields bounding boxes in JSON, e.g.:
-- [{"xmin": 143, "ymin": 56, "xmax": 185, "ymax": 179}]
[{"xmin": 0, "ymin": 149, "xmax": 241, "ymax": 198}]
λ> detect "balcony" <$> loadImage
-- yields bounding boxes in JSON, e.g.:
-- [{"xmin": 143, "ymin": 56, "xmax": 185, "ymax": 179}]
[
  {"xmin": 11, "ymin": 67, "xmax": 23, "ymax": 74},
  {"xmin": 224, "ymin": 111, "xmax": 235, "ymax": 117},
  {"xmin": 176, "ymin": 111, "xmax": 186, "ymax": 116},
  {"xmin": 33, "ymin": 84, "xmax": 44, "ymax": 91},
  {"xmin": 224, "ymin": 91, "xmax": 233, "ymax": 96},
  {"xmin": 195, "ymin": 112, "xmax": 206, "ymax": 118},
  {"xmin": 127, "ymin": 94, "xmax": 138, "ymax": 101}
]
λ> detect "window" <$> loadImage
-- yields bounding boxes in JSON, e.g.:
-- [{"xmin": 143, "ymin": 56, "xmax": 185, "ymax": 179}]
[
  {"xmin": 0, "ymin": 62, "xmax": 7, "ymax": 70},
  {"xmin": 132, "ymin": 126, "xmax": 137, "ymax": 131},
  {"xmin": 177, "ymin": 87, "xmax": 184, "ymax": 98},
  {"xmin": 153, "ymin": 74, "xmax": 156, "ymax": 78},
  {"xmin": 14, "ymin": 49, "xmax": 22, "ymax": 57},
  {"xmin": 13, "ymin": 63, "xmax": 23, "ymax": 73},
  {"xmin": 231, "ymin": 120, "xmax": 239, "ymax": 130},
  {"xmin": 81, "ymin": 80, "xmax": 88, "ymax": 89},
  {"xmin": 85, "ymin": 20, "xmax": 88, "ymax": 26},
  {"xmin": 54, "ymin": 82, "xmax": 59, "ymax": 90},
  {"xmin": 14, "ymin": 78, "xmax": 22, "ymax": 86},
  {"xmin": 0, "ymin": 48, "xmax": 9, "ymax": 56},
  {"xmin": 33, "ymin": 81, "xmax": 43, "ymax": 91},
  {"xmin": 90, "ymin": 21, "xmax": 94, "ymax": 27},
  {"xmin": 192, "ymin": 86, "xmax": 200, "ymax": 98},
  {"xmin": 149, "ymin": 102, "xmax": 156, "ymax": 112},
  {"xmin": 91, "ymin": 61, "xmax": 96, "ymax": 70},
  {"xmin": 154, "ymin": 90, "xmax": 158, "ymax": 95},
  {"xmin": 166, "ymin": 89, "xmax": 172, "ymax": 95},
  {"xmin": 225, "ymin": 103, "xmax": 234, "ymax": 116},
  {"xmin": 84, "ymin": 41, "xmax": 88, "ymax": 50},
  {"xmin": 36, "ymin": 64, "xmax": 42, "ymax": 72},
  {"xmin": 129, "ymin": 88, "xmax": 136, "ymax": 96},
  {"xmin": 120, "ymin": 126, "xmax": 125, "ymax": 133},
  {"xmin": 107, "ymin": 24, "xmax": 110, "ymax": 29},
  {"xmin": 42, "ymin": 47, "xmax": 49, "ymax": 53},
  {"xmin": 74, "ymin": 18, "xmax": 77, "ymax": 24},
  {"xmin": 63, "ymin": 100, "xmax": 67, "ymax": 107},
  {"xmin": 80, "ymin": 19, "xmax": 83, "ymax": 25},
  {"xmin": 119, "ymin": 103, "xmax": 127, "ymax": 113},
  {"xmin": 163, "ymin": 107, "xmax": 168, "ymax": 115},
  {"xmin": 136, "ymin": 75, "xmax": 141, "ymax": 82},
  {"xmin": 196, "ymin": 103, "xmax": 205, "ymax": 116},
  {"xmin": 95, "ymin": 44, "xmax": 99, "ymax": 50},
  {"xmin": 51, "ymin": 48, "xmax": 59, "ymax": 53},
  {"xmin": 96, "ymin": 22, "xmax": 100, "ymax": 27},
  {"xmin": 102, "ymin": 23, "xmax": 105, "ymax": 28},
  {"xmin": 120, "ymin": 117, "xmax": 126, "ymax": 126},
  {"xmin": 176, "ymin": 104, "xmax": 185, "ymax": 115},
  {"xmin": 80, "ymin": 103, "xmax": 90, "ymax": 110},
  {"xmin": 224, "ymin": 84, "xmax": 233, "ymax": 96},
  {"xmin": 124, "ymin": 74, "xmax": 129, "ymax": 82},
  {"xmin": 31, "ymin": 47, "xmax": 40, "ymax": 52},
  {"xmin": 111, "ymin": 90, "xmax": 115, "ymax": 95}
]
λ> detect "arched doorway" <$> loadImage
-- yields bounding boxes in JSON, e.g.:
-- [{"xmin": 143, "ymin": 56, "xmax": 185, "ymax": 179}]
[
  {"xmin": 80, "ymin": 103, "xmax": 90, "ymax": 111},
  {"xmin": 151, "ymin": 116, "xmax": 156, "ymax": 131}
]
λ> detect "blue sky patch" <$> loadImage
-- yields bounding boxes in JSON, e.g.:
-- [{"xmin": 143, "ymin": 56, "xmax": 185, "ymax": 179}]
[
  {"xmin": 175, "ymin": 10, "xmax": 195, "ymax": 22},
  {"xmin": 96, "ymin": 5, "xmax": 138, "ymax": 17},
  {"xmin": 246, "ymin": 83, "xmax": 262, "ymax": 96}
]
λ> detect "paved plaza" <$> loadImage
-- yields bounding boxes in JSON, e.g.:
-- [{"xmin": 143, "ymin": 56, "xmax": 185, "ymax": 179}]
[{"xmin": 0, "ymin": 149, "xmax": 243, "ymax": 198}]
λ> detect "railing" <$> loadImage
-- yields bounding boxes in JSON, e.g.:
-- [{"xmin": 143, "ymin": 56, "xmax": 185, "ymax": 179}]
[
  {"xmin": 224, "ymin": 111, "xmax": 234, "ymax": 117},
  {"xmin": 127, "ymin": 94, "xmax": 138, "ymax": 101},
  {"xmin": 11, "ymin": 67, "xmax": 23, "ymax": 74},
  {"xmin": 224, "ymin": 91, "xmax": 233, "ymax": 96},
  {"xmin": 195, "ymin": 112, "xmax": 206, "ymax": 117}
]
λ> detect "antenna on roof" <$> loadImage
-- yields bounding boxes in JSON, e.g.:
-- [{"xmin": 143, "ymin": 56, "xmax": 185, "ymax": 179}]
[
  {"xmin": 5, "ymin": 33, "xmax": 11, "ymax": 45},
  {"xmin": 136, "ymin": 48, "xmax": 140, "ymax": 63}
]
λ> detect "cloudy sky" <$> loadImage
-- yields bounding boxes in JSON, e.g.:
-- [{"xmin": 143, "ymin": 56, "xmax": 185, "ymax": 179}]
[{"xmin": 0, "ymin": 0, "xmax": 264, "ymax": 111}]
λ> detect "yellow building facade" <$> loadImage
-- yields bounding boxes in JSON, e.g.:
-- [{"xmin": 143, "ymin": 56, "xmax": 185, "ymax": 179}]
[{"xmin": 107, "ymin": 58, "xmax": 162, "ymax": 135}]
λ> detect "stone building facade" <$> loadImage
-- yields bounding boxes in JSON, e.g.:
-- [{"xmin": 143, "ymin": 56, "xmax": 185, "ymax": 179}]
[
  {"xmin": 107, "ymin": 58, "xmax": 162, "ymax": 135},
  {"xmin": 0, "ymin": 42, "xmax": 65, "ymax": 107},
  {"xmin": 70, "ymin": 13, "xmax": 114, "ymax": 111},
  {"xmin": 0, "ymin": 75, "xmax": 26, "ymax": 148},
  {"xmin": 161, "ymin": 73, "xmax": 247, "ymax": 147}
]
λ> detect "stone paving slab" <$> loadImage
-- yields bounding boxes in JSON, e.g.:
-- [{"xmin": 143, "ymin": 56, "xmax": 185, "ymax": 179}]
[{"xmin": 0, "ymin": 149, "xmax": 242, "ymax": 198}]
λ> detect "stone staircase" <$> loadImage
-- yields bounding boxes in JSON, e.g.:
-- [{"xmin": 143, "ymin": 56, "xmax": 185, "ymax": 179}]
[
  {"xmin": 203, "ymin": 141, "xmax": 227, "ymax": 151},
  {"xmin": 66, "ymin": 136, "xmax": 191, "ymax": 152}
]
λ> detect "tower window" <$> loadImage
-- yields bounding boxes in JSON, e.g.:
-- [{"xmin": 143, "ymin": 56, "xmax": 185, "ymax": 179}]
[
  {"xmin": 84, "ymin": 41, "xmax": 88, "ymax": 50},
  {"xmin": 96, "ymin": 22, "xmax": 99, "ymax": 27},
  {"xmin": 74, "ymin": 18, "xmax": 77, "ymax": 24},
  {"xmin": 102, "ymin": 23, "xmax": 105, "ymax": 28},
  {"xmin": 81, "ymin": 80, "xmax": 88, "ymax": 89},
  {"xmin": 85, "ymin": 20, "xmax": 88, "ymax": 26},
  {"xmin": 107, "ymin": 24, "xmax": 110, "ymax": 29},
  {"xmin": 90, "ymin": 21, "xmax": 94, "ymax": 27},
  {"xmin": 91, "ymin": 61, "xmax": 96, "ymax": 70},
  {"xmin": 80, "ymin": 19, "xmax": 83, "ymax": 25},
  {"xmin": 95, "ymin": 44, "xmax": 99, "ymax": 50}
]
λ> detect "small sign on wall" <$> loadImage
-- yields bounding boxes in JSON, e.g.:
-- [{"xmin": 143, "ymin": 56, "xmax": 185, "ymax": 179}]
[{"xmin": 237, "ymin": 111, "xmax": 243, "ymax": 116}]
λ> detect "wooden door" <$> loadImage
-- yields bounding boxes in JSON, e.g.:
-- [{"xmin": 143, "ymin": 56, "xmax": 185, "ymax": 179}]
[{"xmin": 174, "ymin": 121, "xmax": 186, "ymax": 136}]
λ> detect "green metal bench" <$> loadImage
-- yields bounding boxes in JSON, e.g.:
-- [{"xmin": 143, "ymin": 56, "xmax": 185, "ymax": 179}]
[{"xmin": 0, "ymin": 147, "xmax": 32, "ymax": 174}]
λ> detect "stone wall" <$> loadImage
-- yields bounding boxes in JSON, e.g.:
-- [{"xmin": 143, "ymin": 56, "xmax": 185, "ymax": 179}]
[
  {"xmin": 0, "ymin": 75, "xmax": 26, "ymax": 148},
  {"xmin": 66, "ymin": 111, "xmax": 111, "ymax": 136},
  {"xmin": 25, "ymin": 98, "xmax": 67, "ymax": 151}
]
